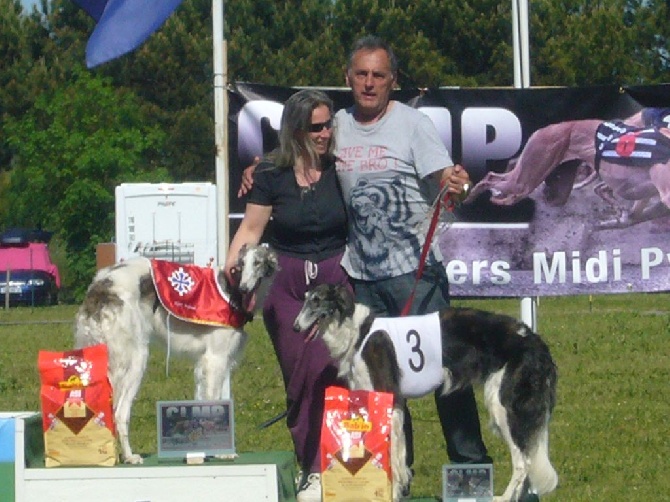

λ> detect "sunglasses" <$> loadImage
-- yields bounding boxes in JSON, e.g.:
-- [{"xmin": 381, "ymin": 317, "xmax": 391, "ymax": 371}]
[{"xmin": 309, "ymin": 118, "xmax": 333, "ymax": 133}]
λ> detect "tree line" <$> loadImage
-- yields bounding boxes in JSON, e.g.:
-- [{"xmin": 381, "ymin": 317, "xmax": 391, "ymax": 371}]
[{"xmin": 1, "ymin": 0, "xmax": 668, "ymax": 301}]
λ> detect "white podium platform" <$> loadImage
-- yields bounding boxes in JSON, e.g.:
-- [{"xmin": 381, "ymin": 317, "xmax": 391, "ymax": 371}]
[{"xmin": 8, "ymin": 414, "xmax": 297, "ymax": 502}]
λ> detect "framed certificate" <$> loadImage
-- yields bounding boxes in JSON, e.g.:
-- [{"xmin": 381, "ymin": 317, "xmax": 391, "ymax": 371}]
[
  {"xmin": 157, "ymin": 400, "xmax": 235, "ymax": 459},
  {"xmin": 443, "ymin": 463, "xmax": 493, "ymax": 502}
]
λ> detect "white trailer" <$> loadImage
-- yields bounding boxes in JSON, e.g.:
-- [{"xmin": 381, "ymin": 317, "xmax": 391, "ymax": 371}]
[{"xmin": 115, "ymin": 182, "xmax": 218, "ymax": 267}]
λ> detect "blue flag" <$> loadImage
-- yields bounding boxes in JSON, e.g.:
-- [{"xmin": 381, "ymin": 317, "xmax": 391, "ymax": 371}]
[{"xmin": 73, "ymin": 0, "xmax": 184, "ymax": 68}]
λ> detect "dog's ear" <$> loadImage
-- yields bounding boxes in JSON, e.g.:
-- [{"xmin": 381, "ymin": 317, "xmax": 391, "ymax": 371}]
[
  {"xmin": 264, "ymin": 248, "xmax": 279, "ymax": 275},
  {"xmin": 335, "ymin": 285, "xmax": 355, "ymax": 318}
]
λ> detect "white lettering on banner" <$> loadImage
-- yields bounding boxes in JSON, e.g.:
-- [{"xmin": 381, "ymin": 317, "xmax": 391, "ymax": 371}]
[
  {"xmin": 533, "ymin": 249, "xmax": 622, "ymax": 284},
  {"xmin": 490, "ymin": 261, "xmax": 512, "ymax": 284},
  {"xmin": 460, "ymin": 108, "xmax": 522, "ymax": 173},
  {"xmin": 445, "ymin": 259, "xmax": 511, "ymax": 284},
  {"xmin": 444, "ymin": 247, "xmax": 670, "ymax": 286},
  {"xmin": 447, "ymin": 260, "xmax": 468, "ymax": 284},
  {"xmin": 640, "ymin": 247, "xmax": 670, "ymax": 279},
  {"xmin": 237, "ymin": 101, "xmax": 525, "ymax": 173}
]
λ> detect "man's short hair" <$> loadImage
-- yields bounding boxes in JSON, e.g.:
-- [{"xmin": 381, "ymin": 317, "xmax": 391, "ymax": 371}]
[{"xmin": 347, "ymin": 35, "xmax": 398, "ymax": 74}]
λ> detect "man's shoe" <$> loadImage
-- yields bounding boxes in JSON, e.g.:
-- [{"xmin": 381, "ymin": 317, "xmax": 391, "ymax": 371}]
[{"xmin": 296, "ymin": 472, "xmax": 322, "ymax": 502}]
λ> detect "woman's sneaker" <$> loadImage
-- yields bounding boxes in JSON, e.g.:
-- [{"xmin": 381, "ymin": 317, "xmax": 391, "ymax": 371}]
[{"xmin": 296, "ymin": 472, "xmax": 322, "ymax": 502}]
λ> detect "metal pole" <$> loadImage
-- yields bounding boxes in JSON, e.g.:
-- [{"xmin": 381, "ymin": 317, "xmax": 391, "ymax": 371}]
[
  {"xmin": 212, "ymin": 0, "xmax": 232, "ymax": 399},
  {"xmin": 519, "ymin": 0, "xmax": 530, "ymax": 88},
  {"xmin": 512, "ymin": 0, "xmax": 530, "ymax": 89},
  {"xmin": 512, "ymin": 0, "xmax": 536, "ymax": 329},
  {"xmin": 213, "ymin": 0, "xmax": 229, "ymax": 266},
  {"xmin": 512, "ymin": 0, "xmax": 521, "ymax": 88}
]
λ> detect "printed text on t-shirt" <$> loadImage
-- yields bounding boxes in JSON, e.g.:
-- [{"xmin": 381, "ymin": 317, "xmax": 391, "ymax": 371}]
[{"xmin": 337, "ymin": 146, "xmax": 389, "ymax": 172}]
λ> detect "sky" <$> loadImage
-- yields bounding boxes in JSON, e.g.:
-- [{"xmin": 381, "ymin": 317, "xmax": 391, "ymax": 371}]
[
  {"xmin": 21, "ymin": 0, "xmax": 42, "ymax": 12},
  {"xmin": 21, "ymin": 0, "xmax": 39, "ymax": 12}
]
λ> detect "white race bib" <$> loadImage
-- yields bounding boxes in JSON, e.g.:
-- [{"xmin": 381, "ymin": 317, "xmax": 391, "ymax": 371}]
[{"xmin": 360, "ymin": 312, "xmax": 443, "ymax": 398}]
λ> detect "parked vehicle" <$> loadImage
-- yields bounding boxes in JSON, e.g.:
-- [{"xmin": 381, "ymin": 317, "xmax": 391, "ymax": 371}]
[{"xmin": 0, "ymin": 229, "xmax": 60, "ymax": 307}]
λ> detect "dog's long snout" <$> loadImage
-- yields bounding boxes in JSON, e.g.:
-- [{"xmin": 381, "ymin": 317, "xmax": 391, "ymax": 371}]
[
  {"xmin": 293, "ymin": 309, "xmax": 306, "ymax": 332},
  {"xmin": 293, "ymin": 300, "xmax": 315, "ymax": 333},
  {"xmin": 237, "ymin": 277, "xmax": 260, "ymax": 294}
]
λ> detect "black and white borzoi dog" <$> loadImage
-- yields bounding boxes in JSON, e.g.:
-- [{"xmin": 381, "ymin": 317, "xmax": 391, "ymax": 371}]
[
  {"xmin": 293, "ymin": 284, "xmax": 558, "ymax": 502},
  {"xmin": 75, "ymin": 244, "xmax": 278, "ymax": 464}
]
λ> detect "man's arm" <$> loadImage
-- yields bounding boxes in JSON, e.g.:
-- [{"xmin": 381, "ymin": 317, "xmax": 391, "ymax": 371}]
[{"xmin": 237, "ymin": 157, "xmax": 260, "ymax": 197}]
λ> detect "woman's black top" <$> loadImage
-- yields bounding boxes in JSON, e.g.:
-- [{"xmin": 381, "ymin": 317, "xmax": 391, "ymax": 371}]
[{"xmin": 248, "ymin": 159, "xmax": 348, "ymax": 263}]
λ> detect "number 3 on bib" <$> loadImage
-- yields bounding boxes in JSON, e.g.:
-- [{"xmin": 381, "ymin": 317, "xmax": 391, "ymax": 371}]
[{"xmin": 406, "ymin": 329, "xmax": 425, "ymax": 372}]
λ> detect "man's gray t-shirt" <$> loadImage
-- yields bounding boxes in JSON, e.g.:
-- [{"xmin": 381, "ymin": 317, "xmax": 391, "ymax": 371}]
[{"xmin": 335, "ymin": 101, "xmax": 453, "ymax": 280}]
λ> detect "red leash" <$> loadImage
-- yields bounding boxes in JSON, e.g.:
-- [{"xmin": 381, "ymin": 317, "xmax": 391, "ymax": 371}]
[{"xmin": 400, "ymin": 183, "xmax": 455, "ymax": 316}]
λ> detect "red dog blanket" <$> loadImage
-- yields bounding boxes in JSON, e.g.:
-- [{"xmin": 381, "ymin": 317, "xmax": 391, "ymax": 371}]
[{"xmin": 151, "ymin": 260, "xmax": 247, "ymax": 328}]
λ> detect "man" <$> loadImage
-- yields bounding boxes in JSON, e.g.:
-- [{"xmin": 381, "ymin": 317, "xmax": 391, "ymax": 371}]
[
  {"xmin": 241, "ymin": 35, "xmax": 491, "ymax": 500},
  {"xmin": 334, "ymin": 34, "xmax": 492, "ymax": 481}
]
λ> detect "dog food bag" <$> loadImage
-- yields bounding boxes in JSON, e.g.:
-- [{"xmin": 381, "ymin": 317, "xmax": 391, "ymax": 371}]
[
  {"xmin": 320, "ymin": 386, "xmax": 393, "ymax": 502},
  {"xmin": 38, "ymin": 344, "xmax": 117, "ymax": 467}
]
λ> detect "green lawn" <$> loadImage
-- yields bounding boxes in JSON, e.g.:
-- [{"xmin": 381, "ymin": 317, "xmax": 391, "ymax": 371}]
[{"xmin": 1, "ymin": 293, "xmax": 668, "ymax": 500}]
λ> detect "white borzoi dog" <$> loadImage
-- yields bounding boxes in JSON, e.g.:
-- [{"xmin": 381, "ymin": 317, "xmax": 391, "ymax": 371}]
[
  {"xmin": 293, "ymin": 284, "xmax": 558, "ymax": 502},
  {"xmin": 75, "ymin": 244, "xmax": 278, "ymax": 464}
]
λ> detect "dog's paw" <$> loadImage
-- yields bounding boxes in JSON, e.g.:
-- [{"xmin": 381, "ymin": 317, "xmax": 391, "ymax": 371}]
[{"xmin": 123, "ymin": 453, "xmax": 144, "ymax": 465}]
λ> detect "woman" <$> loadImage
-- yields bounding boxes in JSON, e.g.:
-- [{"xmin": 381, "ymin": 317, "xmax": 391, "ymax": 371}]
[{"xmin": 224, "ymin": 89, "xmax": 349, "ymax": 502}]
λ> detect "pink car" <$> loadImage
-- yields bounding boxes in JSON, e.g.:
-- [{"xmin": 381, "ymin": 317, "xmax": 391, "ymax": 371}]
[{"xmin": 0, "ymin": 230, "xmax": 60, "ymax": 306}]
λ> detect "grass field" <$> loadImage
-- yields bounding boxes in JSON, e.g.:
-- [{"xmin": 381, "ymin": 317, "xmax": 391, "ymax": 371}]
[{"xmin": 1, "ymin": 293, "xmax": 668, "ymax": 501}]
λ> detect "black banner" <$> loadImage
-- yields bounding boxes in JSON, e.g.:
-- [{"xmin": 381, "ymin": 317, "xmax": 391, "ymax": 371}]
[{"xmin": 228, "ymin": 83, "xmax": 670, "ymax": 297}]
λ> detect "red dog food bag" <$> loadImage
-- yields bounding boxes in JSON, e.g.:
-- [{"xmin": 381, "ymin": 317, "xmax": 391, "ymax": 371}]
[
  {"xmin": 38, "ymin": 344, "xmax": 117, "ymax": 467},
  {"xmin": 320, "ymin": 386, "xmax": 393, "ymax": 502}
]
